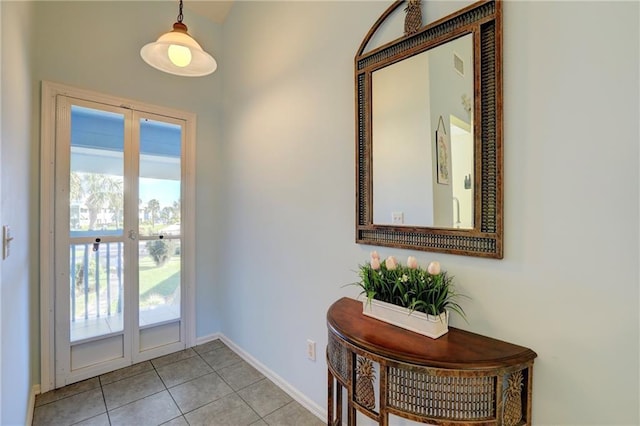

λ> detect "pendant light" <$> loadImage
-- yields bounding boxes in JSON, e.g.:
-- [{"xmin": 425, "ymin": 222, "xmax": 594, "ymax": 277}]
[{"xmin": 140, "ymin": 0, "xmax": 217, "ymax": 77}]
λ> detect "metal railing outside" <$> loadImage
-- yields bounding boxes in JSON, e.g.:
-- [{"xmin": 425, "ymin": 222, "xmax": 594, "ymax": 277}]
[{"xmin": 70, "ymin": 241, "xmax": 123, "ymax": 323}]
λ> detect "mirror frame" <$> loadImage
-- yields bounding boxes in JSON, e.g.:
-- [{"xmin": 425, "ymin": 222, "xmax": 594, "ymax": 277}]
[{"xmin": 355, "ymin": 0, "xmax": 503, "ymax": 258}]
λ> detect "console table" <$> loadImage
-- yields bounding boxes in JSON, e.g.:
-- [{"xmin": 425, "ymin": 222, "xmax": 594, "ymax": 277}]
[{"xmin": 326, "ymin": 297, "xmax": 537, "ymax": 425}]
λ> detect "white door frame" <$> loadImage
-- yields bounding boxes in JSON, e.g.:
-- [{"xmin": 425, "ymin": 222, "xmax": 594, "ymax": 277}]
[
  {"xmin": 0, "ymin": 2, "xmax": 3, "ymax": 415},
  {"xmin": 39, "ymin": 81, "xmax": 196, "ymax": 392}
]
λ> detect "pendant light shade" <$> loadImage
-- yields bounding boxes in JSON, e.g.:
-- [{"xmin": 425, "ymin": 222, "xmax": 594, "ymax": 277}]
[{"xmin": 141, "ymin": 1, "xmax": 217, "ymax": 77}]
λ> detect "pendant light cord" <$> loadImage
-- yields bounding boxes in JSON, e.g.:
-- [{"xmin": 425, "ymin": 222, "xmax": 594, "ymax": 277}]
[{"xmin": 177, "ymin": 0, "xmax": 184, "ymax": 24}]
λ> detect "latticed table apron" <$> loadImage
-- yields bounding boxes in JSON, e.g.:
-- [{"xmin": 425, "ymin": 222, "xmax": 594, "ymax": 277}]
[{"xmin": 326, "ymin": 298, "xmax": 536, "ymax": 426}]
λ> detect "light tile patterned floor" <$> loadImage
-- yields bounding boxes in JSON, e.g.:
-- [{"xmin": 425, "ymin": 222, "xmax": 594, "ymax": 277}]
[{"xmin": 33, "ymin": 339, "xmax": 324, "ymax": 426}]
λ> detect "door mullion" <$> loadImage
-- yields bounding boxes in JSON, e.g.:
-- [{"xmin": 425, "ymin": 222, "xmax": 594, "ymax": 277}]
[{"xmin": 124, "ymin": 109, "xmax": 139, "ymax": 363}]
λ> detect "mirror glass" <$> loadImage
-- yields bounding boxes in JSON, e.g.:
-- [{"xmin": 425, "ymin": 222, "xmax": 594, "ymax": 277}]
[{"xmin": 372, "ymin": 34, "xmax": 473, "ymax": 229}]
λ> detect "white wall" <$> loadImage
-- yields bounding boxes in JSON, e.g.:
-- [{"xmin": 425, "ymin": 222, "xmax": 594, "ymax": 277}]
[
  {"xmin": 0, "ymin": 1, "xmax": 3, "ymax": 421},
  {"xmin": 0, "ymin": 2, "xmax": 3, "ymax": 423},
  {"xmin": 373, "ymin": 52, "xmax": 433, "ymax": 227},
  {"xmin": 221, "ymin": 1, "xmax": 639, "ymax": 424},
  {"xmin": 220, "ymin": 0, "xmax": 372, "ymax": 413},
  {"xmin": 1, "ymin": 2, "xmax": 37, "ymax": 424}
]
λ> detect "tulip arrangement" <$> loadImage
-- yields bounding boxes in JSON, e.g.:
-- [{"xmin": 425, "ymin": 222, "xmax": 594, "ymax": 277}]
[{"xmin": 355, "ymin": 251, "xmax": 467, "ymax": 320}]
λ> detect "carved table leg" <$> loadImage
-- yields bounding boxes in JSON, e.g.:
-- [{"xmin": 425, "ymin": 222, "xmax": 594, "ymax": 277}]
[
  {"xmin": 336, "ymin": 381, "xmax": 343, "ymax": 426},
  {"xmin": 348, "ymin": 402, "xmax": 357, "ymax": 426},
  {"xmin": 327, "ymin": 369, "xmax": 334, "ymax": 426},
  {"xmin": 327, "ymin": 368, "xmax": 345, "ymax": 426}
]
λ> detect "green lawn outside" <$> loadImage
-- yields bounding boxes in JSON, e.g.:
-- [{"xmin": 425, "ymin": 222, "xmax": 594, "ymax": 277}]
[{"xmin": 139, "ymin": 255, "xmax": 180, "ymax": 303}]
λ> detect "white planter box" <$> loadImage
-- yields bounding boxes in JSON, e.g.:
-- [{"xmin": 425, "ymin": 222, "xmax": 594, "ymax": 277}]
[{"xmin": 362, "ymin": 299, "xmax": 449, "ymax": 339}]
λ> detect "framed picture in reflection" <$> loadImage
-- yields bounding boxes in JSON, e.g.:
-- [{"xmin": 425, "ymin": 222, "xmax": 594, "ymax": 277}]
[{"xmin": 436, "ymin": 129, "xmax": 450, "ymax": 185}]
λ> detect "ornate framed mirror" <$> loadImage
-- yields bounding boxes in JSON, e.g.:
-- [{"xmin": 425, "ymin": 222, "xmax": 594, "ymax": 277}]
[{"xmin": 355, "ymin": 0, "xmax": 503, "ymax": 258}]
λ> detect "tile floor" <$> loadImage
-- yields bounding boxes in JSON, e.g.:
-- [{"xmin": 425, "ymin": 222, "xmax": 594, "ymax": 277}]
[{"xmin": 33, "ymin": 339, "xmax": 324, "ymax": 426}]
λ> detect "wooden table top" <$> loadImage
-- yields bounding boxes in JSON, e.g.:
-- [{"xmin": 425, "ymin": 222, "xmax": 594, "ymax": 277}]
[{"xmin": 327, "ymin": 297, "xmax": 537, "ymax": 370}]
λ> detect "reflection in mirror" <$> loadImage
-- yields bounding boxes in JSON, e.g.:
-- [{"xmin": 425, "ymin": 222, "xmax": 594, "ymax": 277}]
[
  {"xmin": 372, "ymin": 34, "xmax": 473, "ymax": 228},
  {"xmin": 450, "ymin": 115, "xmax": 474, "ymax": 228}
]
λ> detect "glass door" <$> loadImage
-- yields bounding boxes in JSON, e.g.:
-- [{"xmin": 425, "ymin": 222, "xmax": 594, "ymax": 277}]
[
  {"xmin": 133, "ymin": 112, "xmax": 185, "ymax": 361},
  {"xmin": 54, "ymin": 97, "xmax": 186, "ymax": 386}
]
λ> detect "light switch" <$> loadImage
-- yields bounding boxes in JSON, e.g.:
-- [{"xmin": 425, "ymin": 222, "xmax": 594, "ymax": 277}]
[{"xmin": 3, "ymin": 225, "xmax": 13, "ymax": 260}]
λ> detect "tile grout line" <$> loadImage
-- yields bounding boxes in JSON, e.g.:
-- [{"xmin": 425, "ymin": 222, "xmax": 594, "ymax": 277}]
[
  {"xmin": 102, "ymin": 358, "xmax": 178, "ymax": 421},
  {"xmin": 154, "ymin": 347, "xmax": 240, "ymax": 423},
  {"xmin": 97, "ymin": 375, "xmax": 112, "ymax": 426},
  {"xmin": 154, "ymin": 353, "xmax": 189, "ymax": 423},
  {"xmin": 199, "ymin": 348, "xmax": 293, "ymax": 425},
  {"xmin": 232, "ymin": 377, "xmax": 269, "ymax": 424},
  {"xmin": 182, "ymin": 348, "xmax": 266, "ymax": 424},
  {"xmin": 182, "ymin": 350, "xmax": 240, "ymax": 417},
  {"xmin": 148, "ymin": 353, "xmax": 189, "ymax": 425}
]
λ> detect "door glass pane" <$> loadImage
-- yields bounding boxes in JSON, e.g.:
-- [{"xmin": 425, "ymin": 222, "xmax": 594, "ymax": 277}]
[
  {"xmin": 70, "ymin": 106, "xmax": 124, "ymax": 235},
  {"xmin": 138, "ymin": 117, "xmax": 181, "ymax": 327},
  {"xmin": 69, "ymin": 105, "xmax": 125, "ymax": 343},
  {"xmin": 139, "ymin": 239, "xmax": 181, "ymax": 326},
  {"xmin": 70, "ymin": 242, "xmax": 124, "ymax": 342},
  {"xmin": 139, "ymin": 118, "xmax": 181, "ymax": 238}
]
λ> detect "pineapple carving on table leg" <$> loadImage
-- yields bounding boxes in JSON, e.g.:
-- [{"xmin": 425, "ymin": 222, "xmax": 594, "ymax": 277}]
[
  {"xmin": 355, "ymin": 356, "xmax": 376, "ymax": 410},
  {"xmin": 502, "ymin": 370, "xmax": 524, "ymax": 426}
]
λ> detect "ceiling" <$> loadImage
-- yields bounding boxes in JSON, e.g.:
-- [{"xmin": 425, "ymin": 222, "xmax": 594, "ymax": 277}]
[{"xmin": 183, "ymin": 1, "xmax": 235, "ymax": 24}]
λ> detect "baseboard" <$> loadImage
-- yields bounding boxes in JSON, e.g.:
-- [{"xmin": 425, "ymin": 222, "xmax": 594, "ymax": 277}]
[
  {"xmin": 26, "ymin": 384, "xmax": 40, "ymax": 426},
  {"xmin": 195, "ymin": 332, "xmax": 222, "ymax": 346},
  {"xmin": 205, "ymin": 334, "xmax": 326, "ymax": 423}
]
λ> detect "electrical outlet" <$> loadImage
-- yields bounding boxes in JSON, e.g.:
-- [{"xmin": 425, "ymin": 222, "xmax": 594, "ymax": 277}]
[
  {"xmin": 391, "ymin": 211, "xmax": 404, "ymax": 225},
  {"xmin": 306, "ymin": 339, "xmax": 316, "ymax": 362}
]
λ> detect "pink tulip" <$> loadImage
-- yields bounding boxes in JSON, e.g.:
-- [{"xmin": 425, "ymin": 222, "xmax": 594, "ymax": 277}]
[
  {"xmin": 385, "ymin": 256, "xmax": 398, "ymax": 270},
  {"xmin": 370, "ymin": 257, "xmax": 380, "ymax": 270},
  {"xmin": 370, "ymin": 251, "xmax": 380, "ymax": 260},
  {"xmin": 407, "ymin": 256, "xmax": 418, "ymax": 269},
  {"xmin": 427, "ymin": 261, "xmax": 441, "ymax": 275}
]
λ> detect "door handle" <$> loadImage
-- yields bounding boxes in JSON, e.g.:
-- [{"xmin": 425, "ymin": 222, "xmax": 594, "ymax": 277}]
[{"xmin": 128, "ymin": 230, "xmax": 138, "ymax": 240}]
